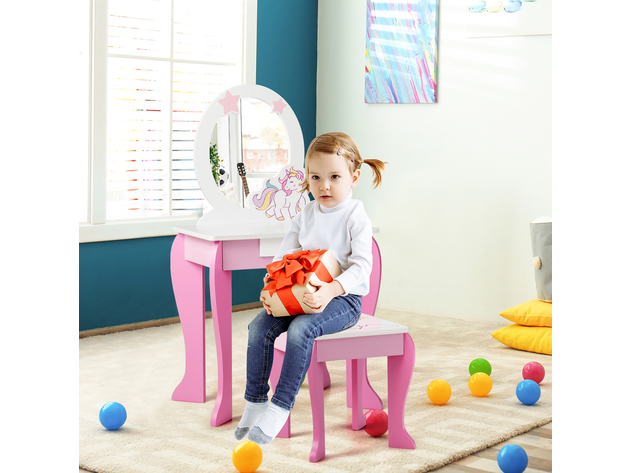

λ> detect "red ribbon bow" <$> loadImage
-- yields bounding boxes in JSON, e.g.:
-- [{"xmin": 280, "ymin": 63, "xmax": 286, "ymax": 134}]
[{"xmin": 263, "ymin": 249, "xmax": 327, "ymax": 297}]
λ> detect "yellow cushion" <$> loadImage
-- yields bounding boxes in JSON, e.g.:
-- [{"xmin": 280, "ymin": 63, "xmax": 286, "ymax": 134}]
[
  {"xmin": 500, "ymin": 299, "xmax": 552, "ymax": 327},
  {"xmin": 492, "ymin": 324, "xmax": 552, "ymax": 355}
]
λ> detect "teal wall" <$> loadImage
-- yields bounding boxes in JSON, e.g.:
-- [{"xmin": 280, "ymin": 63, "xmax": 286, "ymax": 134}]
[
  {"xmin": 256, "ymin": 0, "xmax": 318, "ymax": 154},
  {"xmin": 79, "ymin": 0, "xmax": 318, "ymax": 331}
]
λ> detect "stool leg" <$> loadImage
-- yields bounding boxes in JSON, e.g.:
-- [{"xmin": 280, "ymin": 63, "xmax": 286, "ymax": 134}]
[
  {"xmin": 270, "ymin": 348, "xmax": 290, "ymax": 438},
  {"xmin": 346, "ymin": 359, "xmax": 383, "ymax": 410},
  {"xmin": 322, "ymin": 362, "xmax": 331, "ymax": 389},
  {"xmin": 351, "ymin": 359, "xmax": 366, "ymax": 430},
  {"xmin": 307, "ymin": 344, "xmax": 326, "ymax": 462},
  {"xmin": 387, "ymin": 333, "xmax": 416, "ymax": 450}
]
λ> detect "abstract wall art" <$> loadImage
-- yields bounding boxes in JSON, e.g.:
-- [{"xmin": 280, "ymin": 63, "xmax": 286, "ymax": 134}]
[{"xmin": 365, "ymin": 0, "xmax": 438, "ymax": 104}]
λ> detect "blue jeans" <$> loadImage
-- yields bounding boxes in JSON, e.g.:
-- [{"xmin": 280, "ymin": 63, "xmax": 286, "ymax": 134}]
[{"xmin": 244, "ymin": 294, "xmax": 362, "ymax": 411}]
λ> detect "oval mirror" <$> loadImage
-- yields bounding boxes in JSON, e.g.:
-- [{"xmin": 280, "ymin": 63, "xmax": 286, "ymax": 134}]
[{"xmin": 193, "ymin": 85, "xmax": 304, "ymax": 225}]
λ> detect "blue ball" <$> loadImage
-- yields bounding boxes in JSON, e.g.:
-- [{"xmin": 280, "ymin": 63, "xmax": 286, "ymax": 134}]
[
  {"xmin": 99, "ymin": 402, "xmax": 127, "ymax": 430},
  {"xmin": 516, "ymin": 379, "xmax": 541, "ymax": 405},
  {"xmin": 497, "ymin": 444, "xmax": 528, "ymax": 473}
]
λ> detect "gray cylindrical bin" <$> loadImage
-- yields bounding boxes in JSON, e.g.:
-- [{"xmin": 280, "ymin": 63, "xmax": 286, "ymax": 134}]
[{"xmin": 530, "ymin": 216, "xmax": 552, "ymax": 301}]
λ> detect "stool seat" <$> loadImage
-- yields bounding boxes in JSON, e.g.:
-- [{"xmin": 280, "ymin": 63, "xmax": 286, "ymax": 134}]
[
  {"xmin": 316, "ymin": 315, "xmax": 409, "ymax": 340},
  {"xmin": 271, "ymin": 315, "xmax": 416, "ymax": 462},
  {"xmin": 274, "ymin": 315, "xmax": 409, "ymax": 362}
]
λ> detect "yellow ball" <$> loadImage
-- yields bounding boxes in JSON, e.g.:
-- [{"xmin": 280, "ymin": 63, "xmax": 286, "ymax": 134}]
[
  {"xmin": 232, "ymin": 441, "xmax": 262, "ymax": 473},
  {"xmin": 468, "ymin": 372, "xmax": 493, "ymax": 397},
  {"xmin": 427, "ymin": 379, "xmax": 452, "ymax": 405}
]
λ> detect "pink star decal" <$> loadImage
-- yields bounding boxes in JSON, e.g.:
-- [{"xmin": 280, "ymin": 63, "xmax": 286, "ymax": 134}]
[
  {"xmin": 272, "ymin": 98, "xmax": 288, "ymax": 114},
  {"xmin": 219, "ymin": 91, "xmax": 240, "ymax": 114}
]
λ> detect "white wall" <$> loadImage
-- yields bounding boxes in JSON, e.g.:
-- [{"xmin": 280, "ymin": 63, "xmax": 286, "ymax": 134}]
[{"xmin": 317, "ymin": 0, "xmax": 551, "ymax": 322}]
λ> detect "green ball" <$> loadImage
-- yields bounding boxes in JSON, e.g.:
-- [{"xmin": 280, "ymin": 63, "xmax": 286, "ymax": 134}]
[{"xmin": 469, "ymin": 358, "xmax": 492, "ymax": 376}]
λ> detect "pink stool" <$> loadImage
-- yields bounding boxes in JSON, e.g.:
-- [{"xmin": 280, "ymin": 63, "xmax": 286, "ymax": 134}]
[{"xmin": 270, "ymin": 316, "xmax": 416, "ymax": 462}]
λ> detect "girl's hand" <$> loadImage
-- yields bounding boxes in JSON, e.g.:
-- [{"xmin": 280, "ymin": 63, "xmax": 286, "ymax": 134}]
[
  {"xmin": 303, "ymin": 280, "xmax": 344, "ymax": 313},
  {"xmin": 261, "ymin": 297, "xmax": 271, "ymax": 314},
  {"xmin": 260, "ymin": 293, "xmax": 272, "ymax": 314}
]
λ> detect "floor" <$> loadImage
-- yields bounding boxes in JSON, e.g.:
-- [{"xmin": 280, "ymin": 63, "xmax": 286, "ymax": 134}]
[
  {"xmin": 79, "ymin": 422, "xmax": 551, "ymax": 472},
  {"xmin": 431, "ymin": 422, "xmax": 552, "ymax": 472}
]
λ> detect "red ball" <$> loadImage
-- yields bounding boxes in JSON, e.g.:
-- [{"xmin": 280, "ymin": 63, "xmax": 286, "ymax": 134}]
[
  {"xmin": 364, "ymin": 409, "xmax": 388, "ymax": 437},
  {"xmin": 522, "ymin": 361, "xmax": 545, "ymax": 384}
]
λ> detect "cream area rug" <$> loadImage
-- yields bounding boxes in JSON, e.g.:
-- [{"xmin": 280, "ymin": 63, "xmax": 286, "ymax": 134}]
[{"xmin": 79, "ymin": 308, "xmax": 551, "ymax": 473}]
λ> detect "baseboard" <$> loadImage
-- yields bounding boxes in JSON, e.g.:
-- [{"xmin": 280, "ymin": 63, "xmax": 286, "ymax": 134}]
[{"xmin": 79, "ymin": 302, "xmax": 263, "ymax": 339}]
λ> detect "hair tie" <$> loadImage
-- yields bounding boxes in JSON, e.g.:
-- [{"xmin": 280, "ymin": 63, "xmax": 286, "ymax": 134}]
[{"xmin": 337, "ymin": 147, "xmax": 356, "ymax": 158}]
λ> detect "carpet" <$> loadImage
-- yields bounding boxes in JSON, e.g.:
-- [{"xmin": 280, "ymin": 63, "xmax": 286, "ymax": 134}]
[{"xmin": 79, "ymin": 308, "xmax": 551, "ymax": 473}]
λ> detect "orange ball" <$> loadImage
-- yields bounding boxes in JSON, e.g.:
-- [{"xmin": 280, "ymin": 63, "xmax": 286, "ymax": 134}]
[
  {"xmin": 468, "ymin": 372, "xmax": 492, "ymax": 397},
  {"xmin": 427, "ymin": 379, "xmax": 452, "ymax": 405},
  {"xmin": 232, "ymin": 441, "xmax": 262, "ymax": 473}
]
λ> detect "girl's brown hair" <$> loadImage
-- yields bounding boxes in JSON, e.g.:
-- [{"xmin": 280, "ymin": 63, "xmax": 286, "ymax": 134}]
[{"xmin": 303, "ymin": 132, "xmax": 386, "ymax": 193}]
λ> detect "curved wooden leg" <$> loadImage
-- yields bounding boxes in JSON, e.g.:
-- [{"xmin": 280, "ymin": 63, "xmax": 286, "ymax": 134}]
[
  {"xmin": 346, "ymin": 359, "xmax": 383, "ymax": 410},
  {"xmin": 171, "ymin": 234, "xmax": 207, "ymax": 403},
  {"xmin": 322, "ymin": 363, "xmax": 331, "ymax": 389},
  {"xmin": 387, "ymin": 333, "xmax": 416, "ymax": 450},
  {"xmin": 351, "ymin": 359, "xmax": 366, "ymax": 430},
  {"xmin": 208, "ymin": 241, "xmax": 234, "ymax": 427},
  {"xmin": 308, "ymin": 344, "xmax": 326, "ymax": 462}
]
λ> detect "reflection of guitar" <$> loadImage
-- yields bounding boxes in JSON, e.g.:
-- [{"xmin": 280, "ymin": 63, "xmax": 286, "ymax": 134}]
[{"xmin": 237, "ymin": 162, "xmax": 250, "ymax": 197}]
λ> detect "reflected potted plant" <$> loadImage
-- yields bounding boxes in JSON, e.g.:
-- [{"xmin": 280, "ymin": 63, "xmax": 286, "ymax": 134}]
[{"xmin": 209, "ymin": 143, "xmax": 226, "ymax": 186}]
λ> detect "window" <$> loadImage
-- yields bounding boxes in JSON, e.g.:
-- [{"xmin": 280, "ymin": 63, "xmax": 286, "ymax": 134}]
[
  {"xmin": 238, "ymin": 97, "xmax": 289, "ymax": 204},
  {"xmin": 81, "ymin": 0, "xmax": 257, "ymax": 242}
]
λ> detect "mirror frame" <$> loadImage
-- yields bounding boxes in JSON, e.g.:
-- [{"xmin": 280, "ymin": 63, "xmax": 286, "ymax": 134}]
[{"xmin": 193, "ymin": 84, "xmax": 304, "ymax": 225}]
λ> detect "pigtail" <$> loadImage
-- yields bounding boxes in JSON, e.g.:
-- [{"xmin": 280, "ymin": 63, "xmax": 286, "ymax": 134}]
[{"xmin": 363, "ymin": 158, "xmax": 386, "ymax": 188}]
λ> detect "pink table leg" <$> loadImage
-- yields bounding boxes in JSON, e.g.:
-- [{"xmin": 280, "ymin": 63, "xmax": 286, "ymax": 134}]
[
  {"xmin": 387, "ymin": 333, "xmax": 416, "ymax": 450},
  {"xmin": 171, "ymin": 234, "xmax": 207, "ymax": 403},
  {"xmin": 208, "ymin": 241, "xmax": 234, "ymax": 427}
]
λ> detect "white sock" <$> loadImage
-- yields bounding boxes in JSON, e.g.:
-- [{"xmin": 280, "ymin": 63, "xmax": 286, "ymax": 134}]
[
  {"xmin": 248, "ymin": 402, "xmax": 291, "ymax": 445},
  {"xmin": 234, "ymin": 401, "xmax": 269, "ymax": 440}
]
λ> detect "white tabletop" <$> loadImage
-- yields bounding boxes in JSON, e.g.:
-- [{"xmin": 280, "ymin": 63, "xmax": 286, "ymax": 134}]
[
  {"xmin": 174, "ymin": 224, "xmax": 379, "ymax": 243},
  {"xmin": 174, "ymin": 222, "xmax": 291, "ymax": 242}
]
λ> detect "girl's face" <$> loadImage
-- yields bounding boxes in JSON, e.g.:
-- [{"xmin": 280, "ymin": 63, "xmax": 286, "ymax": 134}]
[{"xmin": 308, "ymin": 152, "xmax": 360, "ymax": 208}]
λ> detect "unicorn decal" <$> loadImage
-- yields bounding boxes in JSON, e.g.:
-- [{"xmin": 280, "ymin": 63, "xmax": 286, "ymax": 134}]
[{"xmin": 249, "ymin": 165, "xmax": 308, "ymax": 221}]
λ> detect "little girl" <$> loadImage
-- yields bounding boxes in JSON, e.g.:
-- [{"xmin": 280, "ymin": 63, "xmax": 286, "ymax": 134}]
[{"xmin": 235, "ymin": 132, "xmax": 386, "ymax": 445}]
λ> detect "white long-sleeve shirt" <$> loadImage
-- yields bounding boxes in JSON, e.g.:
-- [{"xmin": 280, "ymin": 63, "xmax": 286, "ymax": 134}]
[{"xmin": 273, "ymin": 191, "xmax": 372, "ymax": 296}]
